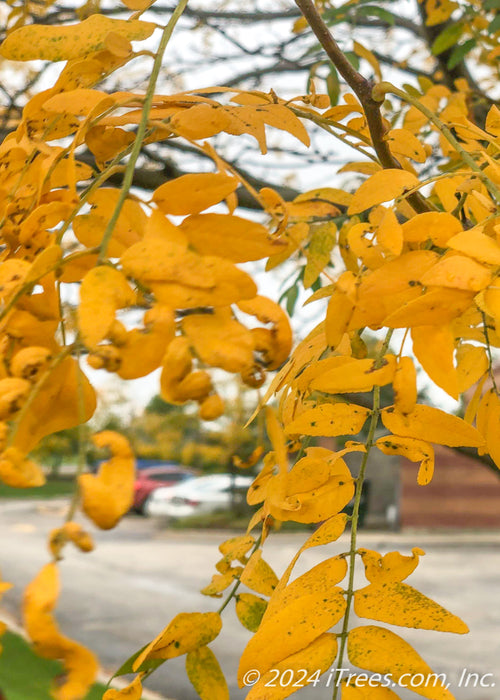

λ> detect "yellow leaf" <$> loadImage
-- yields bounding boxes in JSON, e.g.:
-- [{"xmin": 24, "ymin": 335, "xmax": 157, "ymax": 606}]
[
  {"xmin": 49, "ymin": 522, "xmax": 94, "ymax": 559},
  {"xmin": 180, "ymin": 213, "xmax": 284, "ymax": 263},
  {"xmin": 411, "ymin": 325, "xmax": 459, "ymax": 399},
  {"xmin": 354, "ymin": 579, "xmax": 468, "ymax": 633},
  {"xmin": 86, "ymin": 126, "xmax": 135, "ymax": 166},
  {"xmin": 78, "ymin": 267, "xmax": 134, "ymax": 349},
  {"xmin": 353, "ymin": 40, "xmax": 382, "ymax": 80},
  {"xmin": 182, "ymin": 309, "xmax": 255, "ymax": 373},
  {"xmin": 393, "ymin": 356, "xmax": 417, "ymax": 415},
  {"xmin": 381, "ymin": 404, "xmax": 485, "ymax": 448},
  {"xmin": 284, "ymin": 403, "xmax": 371, "ymax": 437},
  {"xmin": 186, "ymin": 646, "xmax": 229, "ymax": 700},
  {"xmin": 79, "ymin": 431, "xmax": 135, "ymax": 530},
  {"xmin": 311, "ymin": 355, "xmax": 396, "ymax": 394},
  {"xmin": 43, "ymin": 89, "xmax": 113, "ymax": 117},
  {"xmin": 238, "ymin": 590, "xmax": 345, "ymax": 683},
  {"xmin": 23, "ymin": 563, "xmax": 99, "ymax": 700},
  {"xmin": 448, "ymin": 228, "xmax": 500, "ymax": 265},
  {"xmin": 238, "ymin": 296, "xmax": 292, "ymax": 369},
  {"xmin": 240, "ymin": 550, "xmax": 279, "ymax": 596},
  {"xmin": 152, "ymin": 173, "xmax": 239, "ymax": 216},
  {"xmin": 103, "ymin": 675, "xmax": 143, "ymax": 699},
  {"xmin": 303, "ymin": 223, "xmax": 336, "ymax": 288},
  {"xmin": 376, "ymin": 208, "xmax": 403, "ymax": 257},
  {"xmin": 476, "ymin": 389, "xmax": 500, "ymax": 469},
  {"xmin": 376, "ymin": 436, "xmax": 435, "ymax": 485},
  {"xmin": 120, "ymin": 237, "xmax": 210, "ymax": 286},
  {"xmin": 293, "ymin": 356, "xmax": 356, "ymax": 393},
  {"xmin": 116, "ymin": 306, "xmax": 175, "ymax": 380},
  {"xmin": 152, "ymin": 256, "xmax": 257, "ymax": 308},
  {"xmin": 385, "ymin": 128, "xmax": 427, "ymax": 162},
  {"xmin": 484, "ymin": 281, "xmax": 500, "ymax": 324},
  {"xmin": 294, "ymin": 187, "xmax": 353, "ymax": 207},
  {"xmin": 348, "ymin": 170, "xmax": 419, "ymax": 215},
  {"xmin": 245, "ymin": 634, "xmax": 338, "ymax": 700},
  {"xmin": 235, "ymin": 594, "xmax": 268, "ymax": 632},
  {"xmin": 133, "ymin": 612, "xmax": 222, "ymax": 670},
  {"xmin": 170, "ymin": 103, "xmax": 233, "ymax": 140},
  {"xmin": 383, "ymin": 288, "xmax": 474, "ymax": 328},
  {"xmin": 0, "ymin": 15, "xmax": 156, "ymax": 62},
  {"xmin": 401, "ymin": 211, "xmax": 462, "ymax": 247},
  {"xmin": 357, "ymin": 547, "xmax": 424, "ymax": 584},
  {"xmin": 12, "ymin": 356, "xmax": 96, "ymax": 454},
  {"xmin": 348, "ymin": 626, "xmax": 454, "ymax": 700},
  {"xmin": 0, "ymin": 447, "xmax": 45, "ymax": 488},
  {"xmin": 420, "ymin": 255, "xmax": 491, "ymax": 292},
  {"xmin": 73, "ymin": 188, "xmax": 147, "ymax": 257},
  {"xmin": 325, "ymin": 288, "xmax": 355, "ymax": 348},
  {"xmin": 201, "ymin": 570, "xmax": 240, "ymax": 597},
  {"xmin": 0, "ymin": 377, "xmax": 31, "ymax": 420}
]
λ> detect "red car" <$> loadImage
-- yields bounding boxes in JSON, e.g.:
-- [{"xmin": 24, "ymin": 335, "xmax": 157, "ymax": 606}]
[{"xmin": 133, "ymin": 465, "xmax": 196, "ymax": 513}]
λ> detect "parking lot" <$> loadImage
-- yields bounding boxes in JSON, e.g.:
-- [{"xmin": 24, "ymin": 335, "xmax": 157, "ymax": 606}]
[{"xmin": 0, "ymin": 500, "xmax": 499, "ymax": 699}]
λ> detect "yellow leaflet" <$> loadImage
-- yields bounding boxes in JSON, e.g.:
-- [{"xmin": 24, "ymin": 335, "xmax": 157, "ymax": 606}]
[
  {"xmin": 284, "ymin": 403, "xmax": 371, "ymax": 437},
  {"xmin": 347, "ymin": 222, "xmax": 385, "ymax": 269},
  {"xmin": 456, "ymin": 344, "xmax": 488, "ymax": 394},
  {"xmin": 311, "ymin": 354, "xmax": 396, "ymax": 394},
  {"xmin": 170, "ymin": 103, "xmax": 233, "ymax": 140},
  {"xmin": 133, "ymin": 612, "xmax": 222, "ymax": 670},
  {"xmin": 393, "ymin": 356, "xmax": 417, "ymax": 415},
  {"xmin": 303, "ymin": 222, "xmax": 336, "ymax": 288},
  {"xmin": 293, "ymin": 356, "xmax": 356, "ymax": 393},
  {"xmin": 186, "ymin": 646, "xmax": 229, "ymax": 700},
  {"xmin": 265, "ymin": 406, "xmax": 288, "ymax": 475},
  {"xmin": 266, "ymin": 222, "xmax": 309, "ymax": 270},
  {"xmin": 27, "ymin": 245, "xmax": 63, "ymax": 282},
  {"xmin": 180, "ymin": 213, "xmax": 284, "ymax": 263},
  {"xmin": 349, "ymin": 251, "xmax": 439, "ymax": 330},
  {"xmin": 294, "ymin": 187, "xmax": 352, "ymax": 207},
  {"xmin": 476, "ymin": 390, "xmax": 500, "ymax": 469},
  {"xmin": 411, "ymin": 325, "xmax": 459, "ymax": 399},
  {"xmin": 448, "ymin": 228, "xmax": 500, "ymax": 265},
  {"xmin": 43, "ymin": 89, "xmax": 113, "ymax": 117},
  {"xmin": 353, "ymin": 40, "xmax": 381, "ymax": 80},
  {"xmin": 401, "ymin": 211, "xmax": 462, "ymax": 247},
  {"xmin": 12, "ymin": 356, "xmax": 96, "ymax": 454},
  {"xmin": 201, "ymin": 571, "xmax": 240, "ymax": 597},
  {"xmin": 219, "ymin": 534, "xmax": 255, "ymax": 560},
  {"xmin": 240, "ymin": 549, "xmax": 279, "ymax": 596},
  {"xmin": 116, "ymin": 306, "xmax": 176, "ymax": 380},
  {"xmin": 420, "ymin": 255, "xmax": 491, "ymax": 292},
  {"xmin": 103, "ymin": 675, "xmax": 143, "ymax": 699},
  {"xmin": 23, "ymin": 563, "xmax": 99, "ymax": 700},
  {"xmin": 376, "ymin": 208, "xmax": 403, "ymax": 258},
  {"xmin": 182, "ymin": 309, "xmax": 254, "ymax": 373},
  {"xmin": 237, "ymin": 295, "xmax": 293, "ymax": 369},
  {"xmin": 354, "ymin": 579, "xmax": 468, "ymax": 633},
  {"xmin": 484, "ymin": 282, "xmax": 500, "ymax": 323},
  {"xmin": 386, "ymin": 128, "xmax": 427, "ymax": 163},
  {"xmin": 464, "ymin": 374, "xmax": 488, "ymax": 424},
  {"xmin": 325, "ymin": 290, "xmax": 355, "ymax": 348},
  {"xmin": 20, "ymin": 202, "xmax": 73, "ymax": 243},
  {"xmin": 265, "ymin": 556, "xmax": 347, "ymax": 619},
  {"xmin": 49, "ymin": 522, "xmax": 94, "ymax": 559},
  {"xmin": 348, "ymin": 626, "xmax": 454, "ymax": 700},
  {"xmin": 0, "ymin": 447, "xmax": 45, "ymax": 488},
  {"xmin": 0, "ymin": 15, "xmax": 156, "ymax": 62},
  {"xmin": 238, "ymin": 592, "xmax": 345, "ymax": 683},
  {"xmin": 383, "ymin": 288, "xmax": 474, "ymax": 328},
  {"xmin": 152, "ymin": 173, "xmax": 238, "ymax": 216},
  {"xmin": 245, "ymin": 634, "xmax": 338, "ymax": 700},
  {"xmin": 235, "ymin": 594, "xmax": 268, "ymax": 632},
  {"xmin": 79, "ymin": 431, "xmax": 135, "ymax": 530},
  {"xmin": 0, "ymin": 377, "xmax": 31, "ymax": 420},
  {"xmin": 86, "ymin": 126, "xmax": 135, "ymax": 167},
  {"xmin": 376, "ymin": 436, "xmax": 435, "ymax": 485},
  {"xmin": 73, "ymin": 188, "xmax": 147, "ymax": 256},
  {"xmin": 348, "ymin": 170, "xmax": 419, "ymax": 215},
  {"xmin": 78, "ymin": 267, "xmax": 134, "ymax": 349},
  {"xmin": 152, "ymin": 256, "xmax": 257, "ymax": 308},
  {"xmin": 381, "ymin": 404, "xmax": 485, "ymax": 448},
  {"xmin": 358, "ymin": 547, "xmax": 424, "ymax": 584},
  {"xmin": 342, "ymin": 678, "xmax": 400, "ymax": 698}
]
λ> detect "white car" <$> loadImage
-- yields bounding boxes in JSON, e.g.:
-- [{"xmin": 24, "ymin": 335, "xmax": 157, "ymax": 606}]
[{"xmin": 144, "ymin": 473, "xmax": 254, "ymax": 519}]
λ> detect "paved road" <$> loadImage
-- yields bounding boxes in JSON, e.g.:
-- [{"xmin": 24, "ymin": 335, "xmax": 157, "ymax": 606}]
[{"xmin": 0, "ymin": 500, "xmax": 499, "ymax": 700}]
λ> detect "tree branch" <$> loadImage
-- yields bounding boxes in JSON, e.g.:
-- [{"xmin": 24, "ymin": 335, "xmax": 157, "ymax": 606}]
[{"xmin": 295, "ymin": 0, "xmax": 431, "ymax": 214}]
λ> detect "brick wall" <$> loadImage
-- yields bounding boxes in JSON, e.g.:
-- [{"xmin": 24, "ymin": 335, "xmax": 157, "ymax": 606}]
[{"xmin": 400, "ymin": 445, "xmax": 500, "ymax": 528}]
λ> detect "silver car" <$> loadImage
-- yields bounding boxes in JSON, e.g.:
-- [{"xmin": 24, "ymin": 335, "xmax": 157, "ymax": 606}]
[{"xmin": 144, "ymin": 473, "xmax": 254, "ymax": 519}]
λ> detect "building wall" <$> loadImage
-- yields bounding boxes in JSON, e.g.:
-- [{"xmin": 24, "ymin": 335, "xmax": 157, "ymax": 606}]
[{"xmin": 400, "ymin": 445, "xmax": 500, "ymax": 528}]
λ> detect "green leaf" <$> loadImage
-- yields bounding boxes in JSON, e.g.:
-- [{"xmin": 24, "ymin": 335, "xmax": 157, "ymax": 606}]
[
  {"xmin": 326, "ymin": 66, "xmax": 340, "ymax": 106},
  {"xmin": 447, "ymin": 39, "xmax": 476, "ymax": 69},
  {"xmin": 484, "ymin": 0, "xmax": 500, "ymax": 9},
  {"xmin": 431, "ymin": 23, "xmax": 465, "ymax": 55},
  {"xmin": 110, "ymin": 644, "xmax": 165, "ymax": 679},
  {"xmin": 356, "ymin": 5, "xmax": 396, "ymax": 25},
  {"xmin": 488, "ymin": 14, "xmax": 500, "ymax": 33}
]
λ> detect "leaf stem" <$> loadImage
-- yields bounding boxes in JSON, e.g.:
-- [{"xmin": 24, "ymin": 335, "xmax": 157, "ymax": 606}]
[
  {"xmin": 332, "ymin": 328, "xmax": 393, "ymax": 700},
  {"xmin": 97, "ymin": 0, "xmax": 190, "ymax": 263}
]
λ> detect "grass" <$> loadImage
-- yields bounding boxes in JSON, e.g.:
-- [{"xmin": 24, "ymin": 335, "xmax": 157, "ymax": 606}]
[
  {"xmin": 0, "ymin": 631, "xmax": 106, "ymax": 699},
  {"xmin": 0, "ymin": 479, "xmax": 75, "ymax": 500}
]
